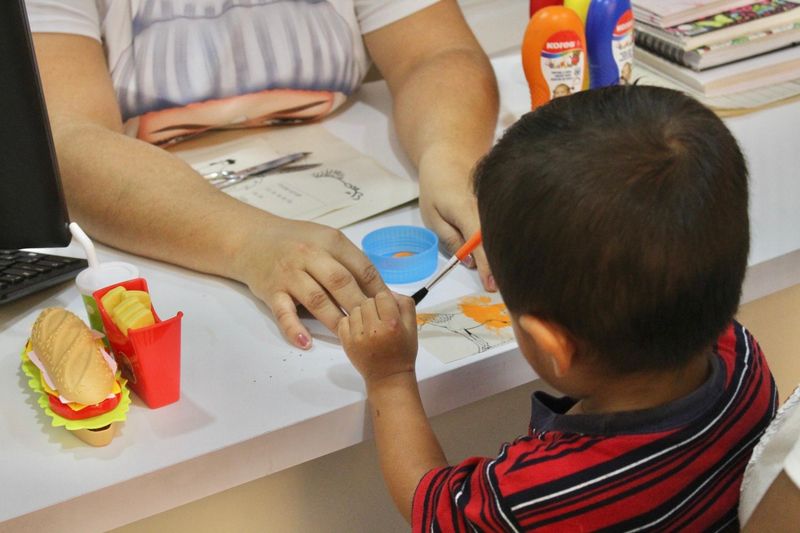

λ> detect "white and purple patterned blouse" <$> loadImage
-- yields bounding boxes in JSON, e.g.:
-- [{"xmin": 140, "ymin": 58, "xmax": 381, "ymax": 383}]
[{"xmin": 26, "ymin": 0, "xmax": 437, "ymax": 144}]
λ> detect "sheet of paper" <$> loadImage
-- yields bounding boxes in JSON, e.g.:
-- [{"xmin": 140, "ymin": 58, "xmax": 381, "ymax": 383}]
[
  {"xmin": 173, "ymin": 125, "xmax": 419, "ymax": 228},
  {"xmin": 226, "ymin": 167, "xmax": 355, "ymax": 221},
  {"xmin": 417, "ymin": 293, "xmax": 516, "ymax": 364}
]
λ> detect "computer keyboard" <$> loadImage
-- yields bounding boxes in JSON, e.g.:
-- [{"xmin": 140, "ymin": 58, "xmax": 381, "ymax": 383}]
[{"xmin": 0, "ymin": 250, "xmax": 88, "ymax": 305}]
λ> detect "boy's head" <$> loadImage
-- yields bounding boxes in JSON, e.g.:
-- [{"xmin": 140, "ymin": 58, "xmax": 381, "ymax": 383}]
[{"xmin": 475, "ymin": 86, "xmax": 749, "ymax": 377}]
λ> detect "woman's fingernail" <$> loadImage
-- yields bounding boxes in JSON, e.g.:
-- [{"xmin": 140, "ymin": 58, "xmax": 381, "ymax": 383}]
[
  {"xmin": 461, "ymin": 254, "xmax": 475, "ymax": 268},
  {"xmin": 296, "ymin": 333, "xmax": 311, "ymax": 349},
  {"xmin": 487, "ymin": 275, "xmax": 497, "ymax": 291}
]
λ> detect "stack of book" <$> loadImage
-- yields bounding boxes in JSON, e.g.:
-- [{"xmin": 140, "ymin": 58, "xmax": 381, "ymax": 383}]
[{"xmin": 632, "ymin": 0, "xmax": 800, "ymax": 96}]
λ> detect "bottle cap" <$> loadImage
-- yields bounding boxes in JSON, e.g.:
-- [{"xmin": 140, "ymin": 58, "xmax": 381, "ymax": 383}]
[{"xmin": 362, "ymin": 226, "xmax": 438, "ymax": 284}]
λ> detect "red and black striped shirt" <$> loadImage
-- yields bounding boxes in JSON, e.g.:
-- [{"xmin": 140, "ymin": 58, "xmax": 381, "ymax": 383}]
[{"xmin": 413, "ymin": 322, "xmax": 777, "ymax": 532}]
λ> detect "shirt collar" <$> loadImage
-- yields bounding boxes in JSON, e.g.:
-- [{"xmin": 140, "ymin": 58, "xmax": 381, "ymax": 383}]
[{"xmin": 530, "ymin": 353, "xmax": 725, "ymax": 436}]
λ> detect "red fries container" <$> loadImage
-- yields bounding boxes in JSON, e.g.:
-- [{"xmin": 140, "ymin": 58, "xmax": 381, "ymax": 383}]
[{"xmin": 93, "ymin": 278, "xmax": 182, "ymax": 408}]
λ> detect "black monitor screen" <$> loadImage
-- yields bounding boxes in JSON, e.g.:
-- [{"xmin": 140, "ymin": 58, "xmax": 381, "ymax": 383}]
[{"xmin": 0, "ymin": 0, "xmax": 70, "ymax": 249}]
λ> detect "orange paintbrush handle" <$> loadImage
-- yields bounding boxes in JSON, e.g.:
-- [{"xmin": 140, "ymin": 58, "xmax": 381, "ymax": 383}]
[
  {"xmin": 412, "ymin": 230, "xmax": 483, "ymax": 305},
  {"xmin": 455, "ymin": 230, "xmax": 482, "ymax": 261}
]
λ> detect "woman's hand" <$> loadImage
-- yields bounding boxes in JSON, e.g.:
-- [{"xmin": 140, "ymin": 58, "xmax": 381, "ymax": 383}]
[
  {"xmin": 234, "ymin": 218, "xmax": 389, "ymax": 349},
  {"xmin": 418, "ymin": 153, "xmax": 495, "ymax": 292}
]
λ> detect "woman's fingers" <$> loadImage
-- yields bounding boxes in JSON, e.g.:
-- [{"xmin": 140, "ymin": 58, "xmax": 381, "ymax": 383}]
[
  {"xmin": 268, "ymin": 290, "xmax": 312, "ymax": 349},
  {"xmin": 470, "ymin": 242, "xmax": 494, "ymax": 292},
  {"xmin": 438, "ymin": 210, "xmax": 494, "ymax": 292},
  {"xmin": 328, "ymin": 233, "xmax": 388, "ymax": 297},
  {"xmin": 247, "ymin": 221, "xmax": 390, "ymax": 346},
  {"xmin": 306, "ymin": 254, "xmax": 368, "ymax": 313},
  {"xmin": 291, "ymin": 272, "xmax": 347, "ymax": 334}
]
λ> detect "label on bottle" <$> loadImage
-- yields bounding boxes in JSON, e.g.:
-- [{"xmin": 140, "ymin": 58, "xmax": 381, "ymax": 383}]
[
  {"xmin": 540, "ymin": 31, "xmax": 585, "ymax": 100},
  {"xmin": 612, "ymin": 9, "xmax": 635, "ymax": 85}
]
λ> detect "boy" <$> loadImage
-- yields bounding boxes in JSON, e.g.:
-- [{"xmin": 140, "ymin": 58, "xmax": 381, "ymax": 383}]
[{"xmin": 338, "ymin": 86, "xmax": 777, "ymax": 530}]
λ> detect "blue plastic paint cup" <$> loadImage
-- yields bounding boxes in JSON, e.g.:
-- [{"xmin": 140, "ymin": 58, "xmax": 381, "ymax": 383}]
[{"xmin": 362, "ymin": 226, "xmax": 438, "ymax": 284}]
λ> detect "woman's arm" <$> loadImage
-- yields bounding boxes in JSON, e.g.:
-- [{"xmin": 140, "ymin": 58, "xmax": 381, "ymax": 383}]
[
  {"xmin": 365, "ymin": 0, "xmax": 500, "ymax": 291},
  {"xmin": 34, "ymin": 33, "xmax": 387, "ymax": 348}
]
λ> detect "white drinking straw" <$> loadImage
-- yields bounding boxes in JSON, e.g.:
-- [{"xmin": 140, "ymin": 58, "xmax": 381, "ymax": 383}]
[{"xmin": 68, "ymin": 222, "xmax": 99, "ymax": 269}]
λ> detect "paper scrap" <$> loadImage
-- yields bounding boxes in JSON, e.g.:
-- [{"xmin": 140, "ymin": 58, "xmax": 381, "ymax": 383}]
[{"xmin": 173, "ymin": 125, "xmax": 419, "ymax": 228}]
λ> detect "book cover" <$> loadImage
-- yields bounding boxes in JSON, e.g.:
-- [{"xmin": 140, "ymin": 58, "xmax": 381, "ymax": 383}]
[
  {"xmin": 666, "ymin": 0, "xmax": 800, "ymax": 39},
  {"xmin": 636, "ymin": 21, "xmax": 800, "ymax": 69},
  {"xmin": 637, "ymin": 0, "xmax": 800, "ymax": 50},
  {"xmin": 633, "ymin": 0, "xmax": 756, "ymax": 27}
]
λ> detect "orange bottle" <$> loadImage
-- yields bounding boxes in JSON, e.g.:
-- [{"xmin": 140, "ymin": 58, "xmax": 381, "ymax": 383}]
[{"xmin": 521, "ymin": 6, "xmax": 587, "ymax": 110}]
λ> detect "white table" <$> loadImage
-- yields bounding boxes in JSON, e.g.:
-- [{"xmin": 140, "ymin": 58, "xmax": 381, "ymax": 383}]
[{"xmin": 2, "ymin": 53, "xmax": 798, "ymax": 532}]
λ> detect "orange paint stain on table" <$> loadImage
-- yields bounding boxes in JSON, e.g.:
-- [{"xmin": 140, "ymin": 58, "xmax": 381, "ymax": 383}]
[{"xmin": 458, "ymin": 296, "xmax": 511, "ymax": 332}]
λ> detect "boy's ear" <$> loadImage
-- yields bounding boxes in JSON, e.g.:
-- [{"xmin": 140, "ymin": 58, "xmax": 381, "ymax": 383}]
[{"xmin": 518, "ymin": 315, "xmax": 576, "ymax": 377}]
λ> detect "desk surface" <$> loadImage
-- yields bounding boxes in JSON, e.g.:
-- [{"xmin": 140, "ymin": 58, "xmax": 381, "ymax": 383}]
[{"xmin": 2, "ymin": 53, "xmax": 799, "ymax": 531}]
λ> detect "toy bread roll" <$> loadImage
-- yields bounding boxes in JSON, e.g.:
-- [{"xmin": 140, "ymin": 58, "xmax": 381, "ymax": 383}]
[{"xmin": 30, "ymin": 307, "xmax": 114, "ymax": 405}]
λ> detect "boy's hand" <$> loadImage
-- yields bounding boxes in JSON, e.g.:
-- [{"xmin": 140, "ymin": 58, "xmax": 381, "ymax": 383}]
[
  {"xmin": 338, "ymin": 291, "xmax": 418, "ymax": 385},
  {"xmin": 339, "ymin": 291, "xmax": 444, "ymax": 524}
]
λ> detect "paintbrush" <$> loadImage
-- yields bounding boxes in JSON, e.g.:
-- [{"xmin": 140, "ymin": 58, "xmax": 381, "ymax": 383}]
[{"xmin": 412, "ymin": 230, "xmax": 482, "ymax": 305}]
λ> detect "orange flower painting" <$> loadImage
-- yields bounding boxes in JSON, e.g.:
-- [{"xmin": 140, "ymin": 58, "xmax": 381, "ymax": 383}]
[
  {"xmin": 458, "ymin": 296, "xmax": 511, "ymax": 332},
  {"xmin": 416, "ymin": 293, "xmax": 515, "ymax": 363}
]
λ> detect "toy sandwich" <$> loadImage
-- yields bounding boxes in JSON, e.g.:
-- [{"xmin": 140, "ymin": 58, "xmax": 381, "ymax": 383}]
[{"xmin": 21, "ymin": 307, "xmax": 131, "ymax": 446}]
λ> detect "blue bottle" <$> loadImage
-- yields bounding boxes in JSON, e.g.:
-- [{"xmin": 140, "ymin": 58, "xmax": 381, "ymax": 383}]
[{"xmin": 585, "ymin": 0, "xmax": 634, "ymax": 89}]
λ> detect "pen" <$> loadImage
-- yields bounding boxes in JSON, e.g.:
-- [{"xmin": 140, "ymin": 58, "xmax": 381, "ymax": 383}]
[{"xmin": 412, "ymin": 230, "xmax": 482, "ymax": 305}]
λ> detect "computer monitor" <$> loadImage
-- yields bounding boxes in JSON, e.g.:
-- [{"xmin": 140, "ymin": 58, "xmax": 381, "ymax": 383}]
[{"xmin": 0, "ymin": 0, "xmax": 71, "ymax": 249}]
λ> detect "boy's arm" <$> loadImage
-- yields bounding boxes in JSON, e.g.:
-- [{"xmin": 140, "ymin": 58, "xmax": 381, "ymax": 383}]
[
  {"xmin": 368, "ymin": 373, "xmax": 447, "ymax": 522},
  {"xmin": 338, "ymin": 292, "xmax": 447, "ymax": 522}
]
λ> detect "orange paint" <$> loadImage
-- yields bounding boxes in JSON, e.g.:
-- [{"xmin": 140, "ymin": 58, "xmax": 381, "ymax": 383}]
[
  {"xmin": 416, "ymin": 313, "xmax": 437, "ymax": 326},
  {"xmin": 458, "ymin": 296, "xmax": 511, "ymax": 332},
  {"xmin": 392, "ymin": 251, "xmax": 415, "ymax": 258}
]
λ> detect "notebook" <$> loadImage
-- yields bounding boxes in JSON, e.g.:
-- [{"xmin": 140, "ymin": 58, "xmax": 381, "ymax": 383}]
[
  {"xmin": 633, "ymin": 0, "xmax": 760, "ymax": 27},
  {"xmin": 636, "ymin": 21, "xmax": 800, "ymax": 70},
  {"xmin": 634, "ymin": 44, "xmax": 800, "ymax": 96},
  {"xmin": 635, "ymin": 0, "xmax": 800, "ymax": 51}
]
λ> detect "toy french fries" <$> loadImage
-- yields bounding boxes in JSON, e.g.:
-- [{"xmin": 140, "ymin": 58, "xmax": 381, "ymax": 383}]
[
  {"xmin": 101, "ymin": 286, "xmax": 155, "ymax": 335},
  {"xmin": 94, "ymin": 278, "xmax": 182, "ymax": 409}
]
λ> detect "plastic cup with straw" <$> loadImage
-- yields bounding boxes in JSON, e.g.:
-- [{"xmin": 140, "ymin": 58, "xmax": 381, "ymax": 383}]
[{"xmin": 70, "ymin": 222, "xmax": 139, "ymax": 336}]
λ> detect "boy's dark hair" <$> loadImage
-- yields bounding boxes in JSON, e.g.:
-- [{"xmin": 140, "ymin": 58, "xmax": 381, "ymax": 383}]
[{"xmin": 475, "ymin": 86, "xmax": 749, "ymax": 373}]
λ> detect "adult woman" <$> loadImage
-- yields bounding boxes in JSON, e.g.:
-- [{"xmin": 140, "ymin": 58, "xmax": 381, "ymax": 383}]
[{"xmin": 26, "ymin": 0, "xmax": 499, "ymax": 348}]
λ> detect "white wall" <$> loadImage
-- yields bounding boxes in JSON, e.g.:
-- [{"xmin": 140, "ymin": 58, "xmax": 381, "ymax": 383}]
[{"xmin": 459, "ymin": 0, "xmax": 529, "ymax": 55}]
